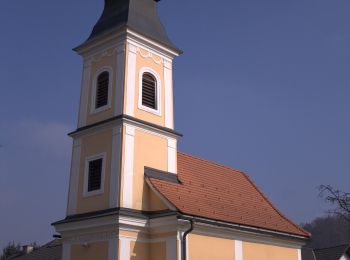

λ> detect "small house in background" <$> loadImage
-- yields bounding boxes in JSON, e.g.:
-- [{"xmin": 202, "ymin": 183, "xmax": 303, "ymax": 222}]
[
  {"xmin": 302, "ymin": 244, "xmax": 350, "ymax": 260},
  {"xmin": 7, "ymin": 240, "xmax": 61, "ymax": 260}
]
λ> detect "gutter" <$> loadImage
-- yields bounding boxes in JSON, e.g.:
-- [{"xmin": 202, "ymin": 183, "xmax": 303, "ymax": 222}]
[
  {"xmin": 181, "ymin": 220, "xmax": 194, "ymax": 260},
  {"xmin": 178, "ymin": 215, "xmax": 309, "ymax": 242}
]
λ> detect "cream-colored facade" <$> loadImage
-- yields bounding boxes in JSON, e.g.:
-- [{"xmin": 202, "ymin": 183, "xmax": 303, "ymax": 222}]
[{"xmin": 53, "ymin": 1, "xmax": 308, "ymax": 259}]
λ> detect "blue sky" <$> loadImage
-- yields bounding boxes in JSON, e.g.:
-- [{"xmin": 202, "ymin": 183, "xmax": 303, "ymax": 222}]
[{"xmin": 1, "ymin": 0, "xmax": 350, "ymax": 249}]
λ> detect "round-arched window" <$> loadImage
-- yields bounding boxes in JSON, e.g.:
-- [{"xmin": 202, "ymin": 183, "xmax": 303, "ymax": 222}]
[{"xmin": 142, "ymin": 72, "xmax": 157, "ymax": 110}]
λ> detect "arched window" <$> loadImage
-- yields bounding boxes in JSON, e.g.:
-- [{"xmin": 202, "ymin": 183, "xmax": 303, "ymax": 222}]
[
  {"xmin": 142, "ymin": 72, "xmax": 157, "ymax": 110},
  {"xmin": 95, "ymin": 71, "xmax": 109, "ymax": 109}
]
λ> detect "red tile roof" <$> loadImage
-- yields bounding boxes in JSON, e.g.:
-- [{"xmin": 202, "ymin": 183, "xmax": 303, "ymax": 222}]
[{"xmin": 147, "ymin": 152, "xmax": 310, "ymax": 238}]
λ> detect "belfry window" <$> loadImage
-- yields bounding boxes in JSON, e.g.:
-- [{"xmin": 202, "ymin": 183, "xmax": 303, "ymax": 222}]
[
  {"xmin": 87, "ymin": 158, "xmax": 102, "ymax": 192},
  {"xmin": 142, "ymin": 73, "xmax": 157, "ymax": 110},
  {"xmin": 83, "ymin": 153, "xmax": 106, "ymax": 197},
  {"xmin": 95, "ymin": 71, "xmax": 109, "ymax": 109}
]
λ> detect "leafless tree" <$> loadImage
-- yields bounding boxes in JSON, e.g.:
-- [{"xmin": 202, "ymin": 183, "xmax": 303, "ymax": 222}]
[{"xmin": 319, "ymin": 185, "xmax": 350, "ymax": 222}]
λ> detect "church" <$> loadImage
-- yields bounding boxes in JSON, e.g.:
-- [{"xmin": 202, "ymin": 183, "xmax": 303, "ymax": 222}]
[{"xmin": 52, "ymin": 0, "xmax": 310, "ymax": 259}]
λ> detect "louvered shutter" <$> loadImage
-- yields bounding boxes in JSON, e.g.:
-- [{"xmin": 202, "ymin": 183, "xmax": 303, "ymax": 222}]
[
  {"xmin": 95, "ymin": 72, "xmax": 109, "ymax": 109},
  {"xmin": 88, "ymin": 158, "xmax": 103, "ymax": 192},
  {"xmin": 142, "ymin": 73, "xmax": 157, "ymax": 109}
]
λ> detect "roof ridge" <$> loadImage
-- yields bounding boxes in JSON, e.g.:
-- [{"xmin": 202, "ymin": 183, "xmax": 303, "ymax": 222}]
[
  {"xmin": 177, "ymin": 150, "xmax": 310, "ymax": 237},
  {"xmin": 177, "ymin": 151, "xmax": 247, "ymax": 176}
]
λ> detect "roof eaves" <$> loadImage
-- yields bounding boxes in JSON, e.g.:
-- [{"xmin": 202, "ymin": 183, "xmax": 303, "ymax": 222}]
[
  {"xmin": 178, "ymin": 214, "xmax": 310, "ymax": 242},
  {"xmin": 145, "ymin": 167, "xmax": 181, "ymax": 184}
]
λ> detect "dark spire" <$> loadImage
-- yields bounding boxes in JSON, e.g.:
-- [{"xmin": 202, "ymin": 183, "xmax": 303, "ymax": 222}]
[{"xmin": 87, "ymin": 0, "xmax": 179, "ymax": 52}]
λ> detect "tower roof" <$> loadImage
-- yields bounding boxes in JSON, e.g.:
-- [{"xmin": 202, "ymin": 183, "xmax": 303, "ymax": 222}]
[{"xmin": 86, "ymin": 0, "xmax": 180, "ymax": 52}]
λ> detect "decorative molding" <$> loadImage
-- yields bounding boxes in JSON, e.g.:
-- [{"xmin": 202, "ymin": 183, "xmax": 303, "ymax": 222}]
[
  {"xmin": 122, "ymin": 125, "xmax": 135, "ymax": 208},
  {"xmin": 137, "ymin": 47, "xmax": 163, "ymax": 64},
  {"xmin": 138, "ymin": 67, "xmax": 162, "ymax": 116},
  {"xmin": 91, "ymin": 48, "xmax": 117, "ymax": 64},
  {"xmin": 83, "ymin": 153, "xmax": 107, "ymax": 198},
  {"xmin": 126, "ymin": 29, "xmax": 181, "ymax": 58},
  {"xmin": 116, "ymin": 42, "xmax": 126, "ymax": 54},
  {"xmin": 235, "ymin": 240, "xmax": 243, "ymax": 260},
  {"xmin": 67, "ymin": 139, "xmax": 81, "ymax": 215},
  {"xmin": 109, "ymin": 126, "xmax": 122, "ymax": 208}
]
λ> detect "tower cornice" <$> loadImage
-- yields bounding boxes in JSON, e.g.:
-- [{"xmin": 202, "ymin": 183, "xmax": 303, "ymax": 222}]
[{"xmin": 74, "ymin": 28, "xmax": 181, "ymax": 60}]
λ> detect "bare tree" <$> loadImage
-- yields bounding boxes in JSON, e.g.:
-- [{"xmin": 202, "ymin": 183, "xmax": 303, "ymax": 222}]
[{"xmin": 319, "ymin": 185, "xmax": 350, "ymax": 222}]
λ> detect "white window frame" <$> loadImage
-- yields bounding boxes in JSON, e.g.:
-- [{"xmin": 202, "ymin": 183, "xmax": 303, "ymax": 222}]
[
  {"xmin": 138, "ymin": 67, "xmax": 162, "ymax": 116},
  {"xmin": 83, "ymin": 152, "xmax": 106, "ymax": 197},
  {"xmin": 90, "ymin": 67, "xmax": 113, "ymax": 114}
]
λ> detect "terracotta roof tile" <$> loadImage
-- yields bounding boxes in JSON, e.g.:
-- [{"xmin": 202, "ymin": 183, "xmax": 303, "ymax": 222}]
[{"xmin": 147, "ymin": 152, "xmax": 310, "ymax": 237}]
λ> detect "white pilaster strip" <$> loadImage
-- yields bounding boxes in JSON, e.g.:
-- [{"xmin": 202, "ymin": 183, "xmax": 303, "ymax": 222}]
[
  {"xmin": 67, "ymin": 139, "xmax": 81, "ymax": 215},
  {"xmin": 77, "ymin": 61, "xmax": 91, "ymax": 127},
  {"xmin": 62, "ymin": 242, "xmax": 71, "ymax": 260},
  {"xmin": 122, "ymin": 125, "xmax": 135, "ymax": 208},
  {"xmin": 125, "ymin": 43, "xmax": 137, "ymax": 116},
  {"xmin": 120, "ymin": 238, "xmax": 131, "ymax": 260},
  {"xmin": 108, "ymin": 238, "xmax": 118, "ymax": 260},
  {"xmin": 109, "ymin": 126, "xmax": 122, "ymax": 208},
  {"xmin": 166, "ymin": 238, "xmax": 177, "ymax": 260},
  {"xmin": 167, "ymin": 138, "xmax": 177, "ymax": 174},
  {"xmin": 186, "ymin": 234, "xmax": 190, "ymax": 260},
  {"xmin": 177, "ymin": 231, "xmax": 182, "ymax": 260},
  {"xmin": 164, "ymin": 59, "xmax": 174, "ymax": 129},
  {"xmin": 297, "ymin": 249, "xmax": 302, "ymax": 260},
  {"xmin": 235, "ymin": 240, "xmax": 243, "ymax": 260},
  {"xmin": 115, "ymin": 43, "xmax": 126, "ymax": 116}
]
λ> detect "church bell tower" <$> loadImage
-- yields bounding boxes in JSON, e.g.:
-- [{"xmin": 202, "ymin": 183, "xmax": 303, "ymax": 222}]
[{"xmin": 53, "ymin": 0, "xmax": 182, "ymax": 259}]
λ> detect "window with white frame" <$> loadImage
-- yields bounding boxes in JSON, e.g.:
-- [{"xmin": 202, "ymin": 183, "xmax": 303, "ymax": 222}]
[
  {"xmin": 83, "ymin": 153, "xmax": 106, "ymax": 197},
  {"xmin": 91, "ymin": 68, "xmax": 112, "ymax": 113},
  {"xmin": 138, "ymin": 68, "xmax": 161, "ymax": 115}
]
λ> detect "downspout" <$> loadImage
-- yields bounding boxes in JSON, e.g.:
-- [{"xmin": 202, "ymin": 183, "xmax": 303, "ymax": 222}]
[{"xmin": 181, "ymin": 220, "xmax": 194, "ymax": 260}]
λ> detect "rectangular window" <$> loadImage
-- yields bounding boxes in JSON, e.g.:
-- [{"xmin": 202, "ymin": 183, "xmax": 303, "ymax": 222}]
[
  {"xmin": 83, "ymin": 153, "xmax": 106, "ymax": 197},
  {"xmin": 87, "ymin": 158, "xmax": 102, "ymax": 192}
]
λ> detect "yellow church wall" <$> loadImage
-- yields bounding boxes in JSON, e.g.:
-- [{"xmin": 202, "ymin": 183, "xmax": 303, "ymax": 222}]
[
  {"xmin": 188, "ymin": 233, "xmax": 235, "ymax": 260},
  {"xmin": 71, "ymin": 241, "xmax": 109, "ymax": 260},
  {"xmin": 86, "ymin": 48, "xmax": 117, "ymax": 126},
  {"xmin": 149, "ymin": 241, "xmax": 166, "ymax": 260},
  {"xmin": 124, "ymin": 43, "xmax": 165, "ymax": 127},
  {"xmin": 127, "ymin": 241, "xmax": 166, "ymax": 260},
  {"xmin": 76, "ymin": 129, "xmax": 113, "ymax": 214},
  {"xmin": 150, "ymin": 231, "xmax": 177, "ymax": 240},
  {"xmin": 243, "ymin": 241, "xmax": 298, "ymax": 260},
  {"xmin": 119, "ymin": 127, "xmax": 168, "ymax": 210}
]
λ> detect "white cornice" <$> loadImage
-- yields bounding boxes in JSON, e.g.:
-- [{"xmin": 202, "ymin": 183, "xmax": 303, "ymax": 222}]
[
  {"xmin": 74, "ymin": 28, "xmax": 180, "ymax": 60},
  {"xmin": 69, "ymin": 116, "xmax": 180, "ymax": 140}
]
